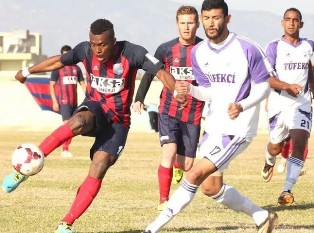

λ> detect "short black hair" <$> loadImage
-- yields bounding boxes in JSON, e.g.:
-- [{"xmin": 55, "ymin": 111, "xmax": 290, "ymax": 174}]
[
  {"xmin": 201, "ymin": 0, "xmax": 228, "ymax": 16},
  {"xmin": 60, "ymin": 45, "xmax": 71, "ymax": 54},
  {"xmin": 283, "ymin": 7, "xmax": 303, "ymax": 22},
  {"xmin": 90, "ymin": 18, "xmax": 115, "ymax": 38}
]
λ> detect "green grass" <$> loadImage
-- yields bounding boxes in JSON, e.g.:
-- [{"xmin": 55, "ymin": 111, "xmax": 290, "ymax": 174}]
[{"xmin": 0, "ymin": 131, "xmax": 314, "ymax": 233}]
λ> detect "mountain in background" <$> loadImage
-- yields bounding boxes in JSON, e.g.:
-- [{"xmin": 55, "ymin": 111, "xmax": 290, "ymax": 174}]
[
  {"xmin": 230, "ymin": 10, "xmax": 314, "ymax": 48},
  {"xmin": 0, "ymin": 0, "xmax": 313, "ymax": 56}
]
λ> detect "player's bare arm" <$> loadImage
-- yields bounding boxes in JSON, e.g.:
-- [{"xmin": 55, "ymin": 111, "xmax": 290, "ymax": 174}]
[
  {"xmin": 156, "ymin": 69, "xmax": 187, "ymax": 106},
  {"xmin": 268, "ymin": 76, "xmax": 302, "ymax": 97},
  {"xmin": 308, "ymin": 61, "xmax": 314, "ymax": 98},
  {"xmin": 15, "ymin": 55, "xmax": 64, "ymax": 83},
  {"xmin": 155, "ymin": 69, "xmax": 176, "ymax": 92},
  {"xmin": 49, "ymin": 80, "xmax": 59, "ymax": 112}
]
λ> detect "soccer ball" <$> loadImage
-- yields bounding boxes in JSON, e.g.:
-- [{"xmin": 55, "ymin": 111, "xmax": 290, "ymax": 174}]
[{"xmin": 12, "ymin": 143, "xmax": 45, "ymax": 176}]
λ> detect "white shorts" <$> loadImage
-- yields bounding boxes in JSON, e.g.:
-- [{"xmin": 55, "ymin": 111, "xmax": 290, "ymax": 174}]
[
  {"xmin": 269, "ymin": 106, "xmax": 312, "ymax": 144},
  {"xmin": 199, "ymin": 132, "xmax": 250, "ymax": 172}
]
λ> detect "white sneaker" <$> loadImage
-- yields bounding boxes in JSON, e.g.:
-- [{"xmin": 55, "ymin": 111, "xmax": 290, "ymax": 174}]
[
  {"xmin": 300, "ymin": 167, "xmax": 306, "ymax": 176},
  {"xmin": 277, "ymin": 157, "xmax": 287, "ymax": 174},
  {"xmin": 61, "ymin": 150, "xmax": 74, "ymax": 158}
]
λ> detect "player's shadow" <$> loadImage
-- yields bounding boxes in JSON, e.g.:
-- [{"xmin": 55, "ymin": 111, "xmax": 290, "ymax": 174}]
[
  {"xmin": 84, "ymin": 231, "xmax": 143, "ymax": 233},
  {"xmin": 276, "ymin": 224, "xmax": 314, "ymax": 231},
  {"xmin": 87, "ymin": 227, "xmax": 212, "ymax": 233},
  {"xmin": 82, "ymin": 222, "xmax": 314, "ymax": 233},
  {"xmin": 80, "ymin": 231, "xmax": 141, "ymax": 233},
  {"xmin": 261, "ymin": 202, "xmax": 314, "ymax": 231},
  {"xmin": 79, "ymin": 203, "xmax": 314, "ymax": 233}
]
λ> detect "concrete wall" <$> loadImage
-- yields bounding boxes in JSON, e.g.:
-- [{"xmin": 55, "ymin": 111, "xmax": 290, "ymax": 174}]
[{"xmin": 0, "ymin": 78, "xmax": 269, "ymax": 133}]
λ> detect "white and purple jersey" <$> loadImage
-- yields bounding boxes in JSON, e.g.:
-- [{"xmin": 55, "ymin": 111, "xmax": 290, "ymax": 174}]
[
  {"xmin": 266, "ymin": 37, "xmax": 314, "ymax": 118},
  {"xmin": 191, "ymin": 32, "xmax": 271, "ymax": 138}
]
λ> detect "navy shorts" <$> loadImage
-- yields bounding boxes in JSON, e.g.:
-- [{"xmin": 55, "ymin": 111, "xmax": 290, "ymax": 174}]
[
  {"xmin": 60, "ymin": 104, "xmax": 76, "ymax": 121},
  {"xmin": 158, "ymin": 114, "xmax": 200, "ymax": 157},
  {"xmin": 75, "ymin": 100, "xmax": 129, "ymax": 159}
]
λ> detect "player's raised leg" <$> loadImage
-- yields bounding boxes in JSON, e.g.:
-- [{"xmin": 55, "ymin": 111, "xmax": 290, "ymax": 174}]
[
  {"xmin": 2, "ymin": 122, "xmax": 79, "ymax": 193},
  {"xmin": 2, "ymin": 171, "xmax": 28, "ymax": 193}
]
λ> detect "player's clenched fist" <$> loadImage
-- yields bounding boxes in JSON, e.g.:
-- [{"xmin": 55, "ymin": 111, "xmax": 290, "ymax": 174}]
[
  {"xmin": 228, "ymin": 103, "xmax": 243, "ymax": 120},
  {"xmin": 174, "ymin": 81, "xmax": 189, "ymax": 108},
  {"xmin": 15, "ymin": 70, "xmax": 27, "ymax": 84},
  {"xmin": 175, "ymin": 80, "xmax": 190, "ymax": 95}
]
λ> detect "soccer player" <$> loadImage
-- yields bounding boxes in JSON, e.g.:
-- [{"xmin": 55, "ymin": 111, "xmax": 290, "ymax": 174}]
[
  {"xmin": 261, "ymin": 7, "xmax": 314, "ymax": 205},
  {"xmin": 142, "ymin": 0, "xmax": 278, "ymax": 232},
  {"xmin": 50, "ymin": 45, "xmax": 86, "ymax": 157},
  {"xmin": 2, "ymin": 18, "xmax": 186, "ymax": 233},
  {"xmin": 264, "ymin": 99, "xmax": 309, "ymax": 175},
  {"xmin": 132, "ymin": 5, "xmax": 204, "ymax": 211}
]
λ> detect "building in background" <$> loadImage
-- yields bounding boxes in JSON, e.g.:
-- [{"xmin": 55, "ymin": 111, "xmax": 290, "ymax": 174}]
[{"xmin": 0, "ymin": 29, "xmax": 47, "ymax": 78}]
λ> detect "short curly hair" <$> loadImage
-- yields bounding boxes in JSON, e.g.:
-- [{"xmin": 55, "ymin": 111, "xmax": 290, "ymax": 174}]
[{"xmin": 90, "ymin": 18, "xmax": 115, "ymax": 38}]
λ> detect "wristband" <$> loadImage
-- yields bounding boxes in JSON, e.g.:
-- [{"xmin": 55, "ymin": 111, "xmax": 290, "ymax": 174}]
[
  {"xmin": 173, "ymin": 90, "xmax": 178, "ymax": 98},
  {"xmin": 22, "ymin": 67, "xmax": 30, "ymax": 77}
]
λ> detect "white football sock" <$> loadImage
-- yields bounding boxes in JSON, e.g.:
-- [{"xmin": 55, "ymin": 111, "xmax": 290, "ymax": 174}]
[
  {"xmin": 265, "ymin": 144, "xmax": 276, "ymax": 166},
  {"xmin": 211, "ymin": 184, "xmax": 268, "ymax": 227},
  {"xmin": 283, "ymin": 156, "xmax": 304, "ymax": 192},
  {"xmin": 145, "ymin": 179, "xmax": 198, "ymax": 233}
]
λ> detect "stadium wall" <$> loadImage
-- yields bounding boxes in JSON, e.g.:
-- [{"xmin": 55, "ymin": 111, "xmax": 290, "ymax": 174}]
[{"xmin": 0, "ymin": 78, "xmax": 269, "ymax": 133}]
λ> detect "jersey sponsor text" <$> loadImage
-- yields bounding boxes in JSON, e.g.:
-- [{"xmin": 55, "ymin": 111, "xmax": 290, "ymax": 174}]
[
  {"xmin": 206, "ymin": 73, "xmax": 236, "ymax": 83},
  {"xmin": 283, "ymin": 62, "xmax": 308, "ymax": 70},
  {"xmin": 91, "ymin": 74, "xmax": 124, "ymax": 94},
  {"xmin": 170, "ymin": 66, "xmax": 194, "ymax": 80},
  {"xmin": 62, "ymin": 76, "xmax": 78, "ymax": 85}
]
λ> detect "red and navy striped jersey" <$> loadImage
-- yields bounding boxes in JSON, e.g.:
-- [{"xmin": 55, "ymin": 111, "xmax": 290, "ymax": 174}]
[
  {"xmin": 50, "ymin": 65, "xmax": 84, "ymax": 107},
  {"xmin": 135, "ymin": 37, "xmax": 204, "ymax": 125},
  {"xmin": 60, "ymin": 41, "xmax": 163, "ymax": 128}
]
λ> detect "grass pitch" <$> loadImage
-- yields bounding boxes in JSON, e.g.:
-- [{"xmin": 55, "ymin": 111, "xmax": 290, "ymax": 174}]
[{"xmin": 0, "ymin": 131, "xmax": 314, "ymax": 233}]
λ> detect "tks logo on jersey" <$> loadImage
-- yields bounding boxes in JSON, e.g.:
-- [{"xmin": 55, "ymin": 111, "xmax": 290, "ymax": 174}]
[
  {"xmin": 91, "ymin": 74, "xmax": 124, "ymax": 94},
  {"xmin": 170, "ymin": 66, "xmax": 194, "ymax": 80},
  {"xmin": 63, "ymin": 76, "xmax": 78, "ymax": 85}
]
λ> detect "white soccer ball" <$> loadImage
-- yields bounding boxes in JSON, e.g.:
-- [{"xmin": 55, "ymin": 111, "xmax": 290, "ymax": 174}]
[{"xmin": 12, "ymin": 143, "xmax": 45, "ymax": 176}]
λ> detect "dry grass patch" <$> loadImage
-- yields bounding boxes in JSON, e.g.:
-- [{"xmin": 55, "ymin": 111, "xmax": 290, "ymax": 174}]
[{"xmin": 0, "ymin": 131, "xmax": 314, "ymax": 233}]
